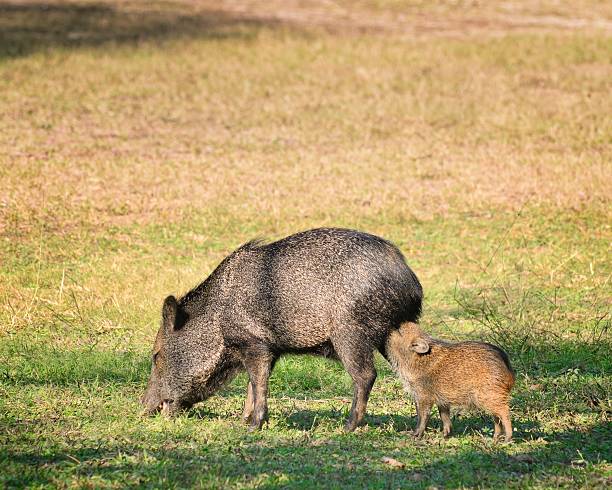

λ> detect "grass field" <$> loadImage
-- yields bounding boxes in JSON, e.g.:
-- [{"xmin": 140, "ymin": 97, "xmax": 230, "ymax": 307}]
[{"xmin": 1, "ymin": 1, "xmax": 611, "ymax": 488}]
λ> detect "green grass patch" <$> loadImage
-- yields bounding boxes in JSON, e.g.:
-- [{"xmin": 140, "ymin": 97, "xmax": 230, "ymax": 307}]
[{"xmin": 1, "ymin": 1, "xmax": 611, "ymax": 487}]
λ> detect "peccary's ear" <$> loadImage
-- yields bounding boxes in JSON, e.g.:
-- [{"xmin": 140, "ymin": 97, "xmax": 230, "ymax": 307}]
[
  {"xmin": 162, "ymin": 295, "xmax": 189, "ymax": 333},
  {"xmin": 162, "ymin": 296, "xmax": 178, "ymax": 333},
  {"xmin": 411, "ymin": 338, "xmax": 430, "ymax": 354}
]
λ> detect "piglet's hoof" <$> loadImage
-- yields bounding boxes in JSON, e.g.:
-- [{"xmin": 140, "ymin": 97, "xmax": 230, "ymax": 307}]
[
  {"xmin": 344, "ymin": 419, "xmax": 361, "ymax": 432},
  {"xmin": 494, "ymin": 435, "xmax": 512, "ymax": 444},
  {"xmin": 248, "ymin": 420, "xmax": 266, "ymax": 432},
  {"xmin": 248, "ymin": 413, "xmax": 269, "ymax": 431}
]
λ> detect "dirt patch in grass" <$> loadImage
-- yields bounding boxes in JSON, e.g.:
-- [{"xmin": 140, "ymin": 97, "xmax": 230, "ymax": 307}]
[
  {"xmin": 194, "ymin": 0, "xmax": 612, "ymax": 35},
  {"xmin": 1, "ymin": 2, "xmax": 611, "ymax": 63}
]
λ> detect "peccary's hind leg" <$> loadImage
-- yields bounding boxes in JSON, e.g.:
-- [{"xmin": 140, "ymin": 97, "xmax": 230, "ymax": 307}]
[
  {"xmin": 242, "ymin": 381, "xmax": 254, "ymax": 424},
  {"xmin": 438, "ymin": 404, "xmax": 452, "ymax": 437},
  {"xmin": 242, "ymin": 349, "xmax": 274, "ymax": 431},
  {"xmin": 333, "ymin": 339, "xmax": 377, "ymax": 432}
]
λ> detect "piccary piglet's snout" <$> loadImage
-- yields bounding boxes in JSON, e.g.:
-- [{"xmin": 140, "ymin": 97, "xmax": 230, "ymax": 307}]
[
  {"xmin": 142, "ymin": 228, "xmax": 423, "ymax": 432},
  {"xmin": 387, "ymin": 322, "xmax": 515, "ymax": 441}
]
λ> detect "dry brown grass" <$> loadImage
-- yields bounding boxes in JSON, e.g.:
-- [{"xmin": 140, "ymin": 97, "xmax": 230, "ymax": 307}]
[{"xmin": 1, "ymin": 1, "xmax": 610, "ymax": 238}]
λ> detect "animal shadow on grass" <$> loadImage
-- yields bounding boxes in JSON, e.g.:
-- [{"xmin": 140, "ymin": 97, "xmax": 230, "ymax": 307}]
[
  {"xmin": 283, "ymin": 406, "xmax": 544, "ymax": 440},
  {"xmin": 0, "ymin": 1, "xmax": 283, "ymax": 59},
  {"xmin": 4, "ymin": 421, "xmax": 610, "ymax": 489},
  {"xmin": 411, "ymin": 420, "xmax": 611, "ymax": 488},
  {"xmin": 283, "ymin": 408, "xmax": 413, "ymax": 432},
  {"xmin": 426, "ymin": 412, "xmax": 544, "ymax": 442}
]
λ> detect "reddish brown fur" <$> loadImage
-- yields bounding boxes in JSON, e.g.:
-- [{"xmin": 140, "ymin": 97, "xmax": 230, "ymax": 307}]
[{"xmin": 386, "ymin": 322, "xmax": 515, "ymax": 441}]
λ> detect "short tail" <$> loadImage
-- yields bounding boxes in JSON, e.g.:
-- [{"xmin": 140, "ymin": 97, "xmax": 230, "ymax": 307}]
[{"xmin": 484, "ymin": 342, "xmax": 516, "ymax": 391}]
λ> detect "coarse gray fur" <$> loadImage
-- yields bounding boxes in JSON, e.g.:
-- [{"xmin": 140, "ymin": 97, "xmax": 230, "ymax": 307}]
[{"xmin": 141, "ymin": 227, "xmax": 423, "ymax": 431}]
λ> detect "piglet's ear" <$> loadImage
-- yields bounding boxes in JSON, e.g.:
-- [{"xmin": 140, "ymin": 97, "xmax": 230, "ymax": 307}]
[
  {"xmin": 162, "ymin": 295, "xmax": 178, "ymax": 333},
  {"xmin": 411, "ymin": 338, "xmax": 430, "ymax": 354}
]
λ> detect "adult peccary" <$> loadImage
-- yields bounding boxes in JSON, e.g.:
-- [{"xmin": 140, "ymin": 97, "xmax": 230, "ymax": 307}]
[
  {"xmin": 387, "ymin": 322, "xmax": 515, "ymax": 441},
  {"xmin": 141, "ymin": 228, "xmax": 423, "ymax": 431}
]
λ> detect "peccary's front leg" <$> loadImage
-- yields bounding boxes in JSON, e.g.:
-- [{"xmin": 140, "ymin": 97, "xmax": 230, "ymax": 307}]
[
  {"xmin": 242, "ymin": 350, "xmax": 274, "ymax": 431},
  {"xmin": 413, "ymin": 397, "xmax": 433, "ymax": 437},
  {"xmin": 242, "ymin": 381, "xmax": 254, "ymax": 424}
]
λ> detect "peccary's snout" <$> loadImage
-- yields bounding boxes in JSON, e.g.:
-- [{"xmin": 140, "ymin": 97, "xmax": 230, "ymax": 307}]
[
  {"xmin": 141, "ymin": 380, "xmax": 164, "ymax": 416},
  {"xmin": 141, "ymin": 388, "xmax": 183, "ymax": 417},
  {"xmin": 140, "ymin": 393, "xmax": 161, "ymax": 417}
]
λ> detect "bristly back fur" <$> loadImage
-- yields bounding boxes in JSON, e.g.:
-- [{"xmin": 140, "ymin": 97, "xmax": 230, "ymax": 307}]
[{"xmin": 177, "ymin": 239, "xmax": 264, "ymax": 310}]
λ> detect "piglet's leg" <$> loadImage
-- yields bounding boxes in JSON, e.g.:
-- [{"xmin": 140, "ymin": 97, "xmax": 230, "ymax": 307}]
[
  {"xmin": 500, "ymin": 409, "xmax": 513, "ymax": 442},
  {"xmin": 493, "ymin": 416, "xmax": 503, "ymax": 440},
  {"xmin": 492, "ymin": 406, "xmax": 513, "ymax": 442},
  {"xmin": 413, "ymin": 397, "xmax": 433, "ymax": 438},
  {"xmin": 438, "ymin": 404, "xmax": 452, "ymax": 437}
]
